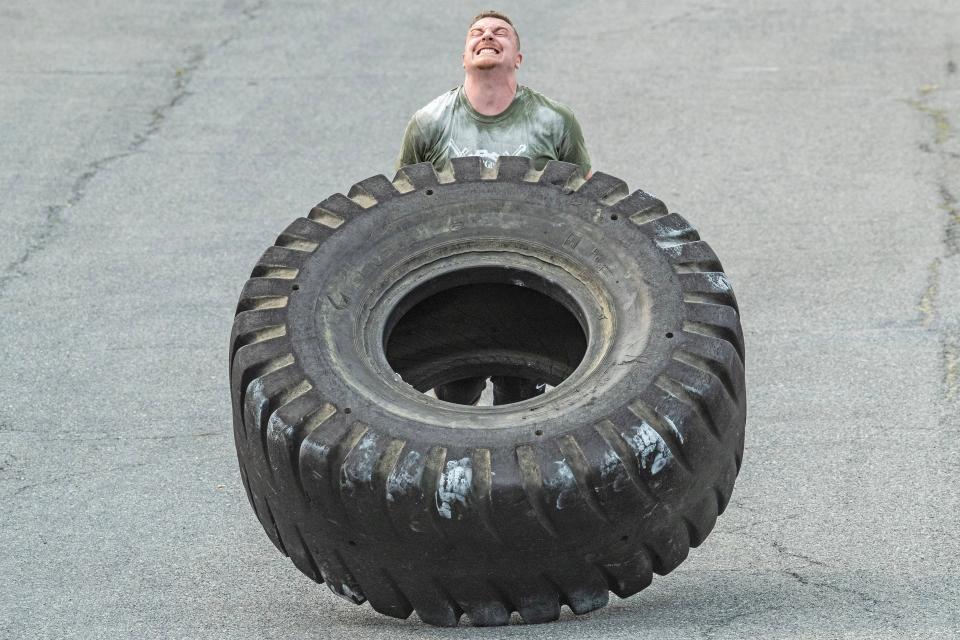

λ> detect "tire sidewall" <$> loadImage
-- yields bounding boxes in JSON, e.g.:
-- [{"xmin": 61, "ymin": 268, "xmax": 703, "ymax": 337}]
[{"xmin": 287, "ymin": 179, "xmax": 682, "ymax": 443}]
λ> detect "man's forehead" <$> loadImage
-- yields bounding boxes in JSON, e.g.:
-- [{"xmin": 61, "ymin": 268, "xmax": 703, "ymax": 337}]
[{"xmin": 468, "ymin": 17, "xmax": 513, "ymax": 33}]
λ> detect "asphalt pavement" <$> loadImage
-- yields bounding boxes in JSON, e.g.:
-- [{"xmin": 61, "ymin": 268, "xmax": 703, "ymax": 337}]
[{"xmin": 2, "ymin": 1, "xmax": 958, "ymax": 638}]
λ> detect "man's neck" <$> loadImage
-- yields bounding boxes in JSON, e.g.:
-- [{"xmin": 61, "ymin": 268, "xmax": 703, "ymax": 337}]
[{"xmin": 463, "ymin": 72, "xmax": 518, "ymax": 116}]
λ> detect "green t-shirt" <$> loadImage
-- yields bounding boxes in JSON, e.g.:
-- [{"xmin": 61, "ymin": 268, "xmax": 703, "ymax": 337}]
[{"xmin": 397, "ymin": 85, "xmax": 591, "ymax": 175}]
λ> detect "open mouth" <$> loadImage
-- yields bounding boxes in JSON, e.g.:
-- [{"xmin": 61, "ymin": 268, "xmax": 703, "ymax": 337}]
[{"xmin": 475, "ymin": 47, "xmax": 500, "ymax": 57}]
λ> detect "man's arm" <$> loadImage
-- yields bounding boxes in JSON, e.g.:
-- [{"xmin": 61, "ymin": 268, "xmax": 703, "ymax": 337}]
[
  {"xmin": 397, "ymin": 117, "xmax": 424, "ymax": 169},
  {"xmin": 557, "ymin": 111, "xmax": 592, "ymax": 179}
]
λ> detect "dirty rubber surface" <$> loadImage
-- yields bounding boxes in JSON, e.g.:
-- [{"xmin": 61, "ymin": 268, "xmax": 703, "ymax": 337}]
[{"xmin": 1, "ymin": 1, "xmax": 958, "ymax": 638}]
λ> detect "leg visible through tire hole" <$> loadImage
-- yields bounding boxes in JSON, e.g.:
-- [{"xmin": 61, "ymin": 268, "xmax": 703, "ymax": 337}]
[
  {"xmin": 491, "ymin": 376, "xmax": 545, "ymax": 405},
  {"xmin": 384, "ymin": 267, "xmax": 588, "ymax": 407},
  {"xmin": 434, "ymin": 377, "xmax": 487, "ymax": 405},
  {"xmin": 435, "ymin": 376, "xmax": 546, "ymax": 406}
]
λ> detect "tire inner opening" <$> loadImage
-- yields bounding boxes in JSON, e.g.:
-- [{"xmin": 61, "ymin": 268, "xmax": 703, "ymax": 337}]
[{"xmin": 383, "ymin": 267, "xmax": 589, "ymax": 406}]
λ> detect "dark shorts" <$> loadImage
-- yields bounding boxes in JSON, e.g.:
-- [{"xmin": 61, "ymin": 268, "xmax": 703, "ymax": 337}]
[{"xmin": 434, "ymin": 376, "xmax": 545, "ymax": 406}]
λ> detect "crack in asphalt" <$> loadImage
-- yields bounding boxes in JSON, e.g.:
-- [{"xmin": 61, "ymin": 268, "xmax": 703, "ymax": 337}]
[
  {"xmin": 706, "ymin": 530, "xmax": 900, "ymax": 624},
  {"xmin": 718, "ymin": 512, "xmax": 800, "ymax": 535},
  {"xmin": 781, "ymin": 568, "xmax": 903, "ymax": 621},
  {"xmin": 698, "ymin": 535, "xmax": 907, "ymax": 626},
  {"xmin": 917, "ymin": 257, "xmax": 941, "ymax": 327},
  {"xmin": 945, "ymin": 334, "xmax": 959, "ymax": 401},
  {"xmin": 772, "ymin": 540, "xmax": 830, "ymax": 568},
  {"xmin": 0, "ymin": 430, "xmax": 224, "ymax": 442},
  {"xmin": 771, "ymin": 540, "xmax": 905, "ymax": 624},
  {"xmin": 0, "ymin": 150, "xmax": 135, "ymax": 295},
  {"xmin": 906, "ymin": 61, "xmax": 960, "ymax": 406},
  {"xmin": 8, "ymin": 462, "xmax": 149, "ymax": 497},
  {"xmin": 700, "ymin": 604, "xmax": 787, "ymax": 639},
  {"xmin": 0, "ymin": 0, "xmax": 267, "ymax": 299},
  {"xmin": 940, "ymin": 184, "xmax": 960, "ymax": 257}
]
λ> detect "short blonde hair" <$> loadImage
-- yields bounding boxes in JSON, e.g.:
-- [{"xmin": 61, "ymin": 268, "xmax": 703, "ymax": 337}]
[{"xmin": 469, "ymin": 11, "xmax": 520, "ymax": 49}]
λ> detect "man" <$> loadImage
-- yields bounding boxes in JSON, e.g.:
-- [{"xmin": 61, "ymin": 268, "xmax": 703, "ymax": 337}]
[
  {"xmin": 397, "ymin": 10, "xmax": 592, "ymax": 406},
  {"xmin": 398, "ymin": 11, "xmax": 591, "ymax": 174}
]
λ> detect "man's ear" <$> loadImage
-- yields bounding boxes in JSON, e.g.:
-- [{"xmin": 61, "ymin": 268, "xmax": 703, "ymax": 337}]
[
  {"xmin": 515, "ymin": 52, "xmax": 523, "ymax": 69},
  {"xmin": 461, "ymin": 52, "xmax": 467, "ymax": 69}
]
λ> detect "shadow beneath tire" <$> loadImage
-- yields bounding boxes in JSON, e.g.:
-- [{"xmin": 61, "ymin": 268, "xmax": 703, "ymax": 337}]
[
  {"xmin": 325, "ymin": 571, "xmax": 794, "ymax": 637},
  {"xmin": 316, "ymin": 566, "xmax": 922, "ymax": 638}
]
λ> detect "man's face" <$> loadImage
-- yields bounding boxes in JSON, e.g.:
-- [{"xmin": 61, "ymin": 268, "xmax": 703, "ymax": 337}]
[{"xmin": 462, "ymin": 17, "xmax": 521, "ymax": 72}]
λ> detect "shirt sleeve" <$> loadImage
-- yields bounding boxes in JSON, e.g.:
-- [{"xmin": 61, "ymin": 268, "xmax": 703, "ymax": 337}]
[
  {"xmin": 397, "ymin": 116, "xmax": 424, "ymax": 170},
  {"xmin": 558, "ymin": 112, "xmax": 591, "ymax": 176}
]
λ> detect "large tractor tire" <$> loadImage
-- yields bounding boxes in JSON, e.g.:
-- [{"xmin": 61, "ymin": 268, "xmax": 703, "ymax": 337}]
[{"xmin": 229, "ymin": 157, "xmax": 746, "ymax": 626}]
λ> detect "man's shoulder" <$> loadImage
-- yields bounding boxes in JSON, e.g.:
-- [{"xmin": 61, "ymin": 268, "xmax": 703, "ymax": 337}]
[
  {"xmin": 411, "ymin": 87, "xmax": 461, "ymax": 129},
  {"xmin": 520, "ymin": 86, "xmax": 579, "ymax": 124}
]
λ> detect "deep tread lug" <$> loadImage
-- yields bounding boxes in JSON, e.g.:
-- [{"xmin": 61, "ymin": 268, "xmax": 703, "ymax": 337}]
[
  {"xmin": 309, "ymin": 193, "xmax": 362, "ymax": 225},
  {"xmin": 495, "ymin": 155, "xmax": 532, "ymax": 181},
  {"xmin": 394, "ymin": 162, "xmax": 439, "ymax": 189},
  {"xmin": 635, "ymin": 211, "xmax": 701, "ymax": 245},
  {"xmin": 235, "ymin": 278, "xmax": 290, "ymax": 313},
  {"xmin": 395, "ymin": 577, "xmax": 462, "ymax": 627},
  {"xmin": 538, "ymin": 159, "xmax": 582, "ymax": 187},
  {"xmin": 257, "ymin": 245, "xmax": 311, "ymax": 271},
  {"xmin": 447, "ymin": 577, "xmax": 512, "ymax": 627},
  {"xmin": 684, "ymin": 491, "xmax": 720, "ymax": 547},
  {"xmin": 278, "ymin": 217, "xmax": 333, "ymax": 244},
  {"xmin": 597, "ymin": 549, "xmax": 654, "ymax": 598},
  {"xmin": 648, "ymin": 524, "xmax": 691, "ymax": 575},
  {"xmin": 230, "ymin": 308, "xmax": 286, "ymax": 361},
  {"xmin": 515, "ymin": 444, "xmax": 560, "ymax": 538},
  {"xmin": 505, "ymin": 577, "xmax": 561, "ymax": 624},
  {"xmin": 449, "ymin": 156, "xmax": 483, "ymax": 181},
  {"xmin": 576, "ymin": 171, "xmax": 629, "ymax": 203},
  {"xmin": 678, "ymin": 272, "xmax": 739, "ymax": 312},
  {"xmin": 348, "ymin": 174, "xmax": 398, "ymax": 206},
  {"xmin": 614, "ymin": 189, "xmax": 668, "ymax": 223},
  {"xmin": 347, "ymin": 563, "xmax": 415, "ymax": 619},
  {"xmin": 318, "ymin": 551, "xmax": 367, "ymax": 604},
  {"xmin": 546, "ymin": 569, "xmax": 610, "ymax": 615}
]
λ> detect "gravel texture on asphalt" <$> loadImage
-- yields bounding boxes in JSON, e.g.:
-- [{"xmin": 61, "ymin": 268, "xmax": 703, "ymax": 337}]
[{"xmin": 2, "ymin": 1, "xmax": 958, "ymax": 638}]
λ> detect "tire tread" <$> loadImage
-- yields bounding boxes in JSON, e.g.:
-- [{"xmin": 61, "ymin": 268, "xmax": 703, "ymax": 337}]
[{"xmin": 229, "ymin": 161, "xmax": 746, "ymax": 627}]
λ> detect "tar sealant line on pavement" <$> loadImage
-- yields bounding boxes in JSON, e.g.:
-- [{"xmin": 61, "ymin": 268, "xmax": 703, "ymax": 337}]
[
  {"xmin": 907, "ymin": 57, "xmax": 960, "ymax": 407},
  {"xmin": 0, "ymin": 0, "xmax": 268, "ymax": 299}
]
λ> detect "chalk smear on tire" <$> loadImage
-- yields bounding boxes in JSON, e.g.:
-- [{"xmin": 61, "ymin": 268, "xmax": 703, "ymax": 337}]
[{"xmin": 436, "ymin": 457, "xmax": 472, "ymax": 519}]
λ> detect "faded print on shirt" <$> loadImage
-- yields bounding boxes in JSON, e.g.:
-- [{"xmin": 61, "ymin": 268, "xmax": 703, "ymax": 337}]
[
  {"xmin": 446, "ymin": 141, "xmax": 528, "ymax": 168},
  {"xmin": 398, "ymin": 85, "xmax": 591, "ymax": 175}
]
